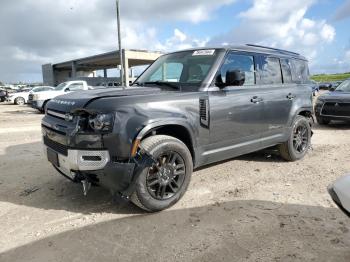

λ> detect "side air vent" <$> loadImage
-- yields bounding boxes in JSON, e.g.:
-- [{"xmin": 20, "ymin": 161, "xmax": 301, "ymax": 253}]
[{"xmin": 199, "ymin": 98, "xmax": 209, "ymax": 127}]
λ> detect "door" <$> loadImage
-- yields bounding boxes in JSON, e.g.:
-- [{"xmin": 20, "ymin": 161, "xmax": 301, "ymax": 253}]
[
  {"xmin": 257, "ymin": 56, "xmax": 295, "ymax": 144},
  {"xmin": 205, "ymin": 52, "xmax": 266, "ymax": 163}
]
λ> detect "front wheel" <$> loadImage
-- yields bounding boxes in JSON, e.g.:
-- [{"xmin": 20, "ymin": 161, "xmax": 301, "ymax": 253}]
[
  {"xmin": 14, "ymin": 97, "xmax": 25, "ymax": 105},
  {"xmin": 279, "ymin": 116, "xmax": 312, "ymax": 161},
  {"xmin": 131, "ymin": 135, "xmax": 193, "ymax": 212}
]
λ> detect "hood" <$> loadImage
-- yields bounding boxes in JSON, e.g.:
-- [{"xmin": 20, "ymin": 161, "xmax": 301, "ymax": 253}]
[
  {"xmin": 46, "ymin": 86, "xmax": 163, "ymax": 112},
  {"xmin": 319, "ymin": 91, "xmax": 350, "ymax": 101}
]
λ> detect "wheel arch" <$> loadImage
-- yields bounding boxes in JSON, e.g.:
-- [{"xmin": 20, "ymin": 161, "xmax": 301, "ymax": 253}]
[{"xmin": 135, "ymin": 121, "xmax": 196, "ymax": 164}]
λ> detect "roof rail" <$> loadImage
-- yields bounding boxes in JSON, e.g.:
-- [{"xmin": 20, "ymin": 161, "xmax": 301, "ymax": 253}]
[{"xmin": 246, "ymin": 44, "xmax": 300, "ymax": 56}]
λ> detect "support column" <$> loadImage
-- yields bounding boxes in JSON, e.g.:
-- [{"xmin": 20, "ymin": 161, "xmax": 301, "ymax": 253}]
[
  {"xmin": 103, "ymin": 69, "xmax": 108, "ymax": 78},
  {"xmin": 71, "ymin": 62, "xmax": 77, "ymax": 79},
  {"xmin": 122, "ymin": 50, "xmax": 130, "ymax": 86}
]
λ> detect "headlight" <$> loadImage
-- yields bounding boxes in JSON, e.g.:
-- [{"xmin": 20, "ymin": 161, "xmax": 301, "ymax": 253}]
[
  {"xmin": 32, "ymin": 94, "xmax": 39, "ymax": 100},
  {"xmin": 88, "ymin": 113, "xmax": 114, "ymax": 132}
]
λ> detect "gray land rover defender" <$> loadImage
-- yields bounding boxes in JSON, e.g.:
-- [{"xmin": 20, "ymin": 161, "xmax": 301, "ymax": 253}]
[{"xmin": 42, "ymin": 45, "xmax": 313, "ymax": 211}]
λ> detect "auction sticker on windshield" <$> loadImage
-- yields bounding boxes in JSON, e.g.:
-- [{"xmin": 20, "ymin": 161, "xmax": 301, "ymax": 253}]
[{"xmin": 193, "ymin": 50, "xmax": 215, "ymax": 56}]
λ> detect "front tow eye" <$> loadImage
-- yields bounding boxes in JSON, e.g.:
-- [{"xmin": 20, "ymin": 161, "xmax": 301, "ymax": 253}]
[{"xmin": 81, "ymin": 180, "xmax": 91, "ymax": 196}]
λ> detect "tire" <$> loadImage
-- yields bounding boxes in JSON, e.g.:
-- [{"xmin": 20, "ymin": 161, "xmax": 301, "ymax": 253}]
[
  {"xmin": 131, "ymin": 135, "xmax": 193, "ymax": 212},
  {"xmin": 278, "ymin": 115, "xmax": 312, "ymax": 161},
  {"xmin": 14, "ymin": 97, "xmax": 25, "ymax": 105},
  {"xmin": 40, "ymin": 100, "xmax": 49, "ymax": 113},
  {"xmin": 316, "ymin": 116, "xmax": 330, "ymax": 125}
]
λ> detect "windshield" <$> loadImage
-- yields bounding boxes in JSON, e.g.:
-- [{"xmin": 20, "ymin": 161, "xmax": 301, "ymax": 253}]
[
  {"xmin": 54, "ymin": 82, "xmax": 68, "ymax": 91},
  {"xmin": 134, "ymin": 50, "xmax": 221, "ymax": 90},
  {"xmin": 32, "ymin": 86, "xmax": 51, "ymax": 92},
  {"xmin": 335, "ymin": 80, "xmax": 350, "ymax": 92}
]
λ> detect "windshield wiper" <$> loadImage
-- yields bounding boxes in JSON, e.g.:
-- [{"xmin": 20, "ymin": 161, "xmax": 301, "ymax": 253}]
[{"xmin": 143, "ymin": 81, "xmax": 180, "ymax": 90}]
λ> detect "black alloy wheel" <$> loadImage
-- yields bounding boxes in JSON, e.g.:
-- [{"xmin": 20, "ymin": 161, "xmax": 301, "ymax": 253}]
[
  {"xmin": 278, "ymin": 115, "xmax": 312, "ymax": 161},
  {"xmin": 292, "ymin": 124, "xmax": 309, "ymax": 154},
  {"xmin": 146, "ymin": 151, "xmax": 186, "ymax": 200}
]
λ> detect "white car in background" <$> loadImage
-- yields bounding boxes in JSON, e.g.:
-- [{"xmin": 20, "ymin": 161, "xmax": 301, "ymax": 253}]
[
  {"xmin": 29, "ymin": 80, "xmax": 93, "ymax": 112},
  {"xmin": 7, "ymin": 86, "xmax": 54, "ymax": 105}
]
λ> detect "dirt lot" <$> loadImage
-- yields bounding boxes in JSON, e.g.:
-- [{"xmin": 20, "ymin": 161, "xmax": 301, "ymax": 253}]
[{"xmin": 0, "ymin": 101, "xmax": 350, "ymax": 262}]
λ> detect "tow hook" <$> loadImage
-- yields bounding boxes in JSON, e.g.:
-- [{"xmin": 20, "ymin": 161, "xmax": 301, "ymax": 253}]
[{"xmin": 81, "ymin": 180, "xmax": 91, "ymax": 196}]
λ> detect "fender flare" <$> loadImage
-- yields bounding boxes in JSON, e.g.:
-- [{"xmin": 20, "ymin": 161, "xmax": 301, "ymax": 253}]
[{"xmin": 135, "ymin": 118, "xmax": 197, "ymax": 149}]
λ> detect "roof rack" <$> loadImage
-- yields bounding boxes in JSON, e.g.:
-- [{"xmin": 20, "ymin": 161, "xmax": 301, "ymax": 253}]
[{"xmin": 246, "ymin": 44, "xmax": 300, "ymax": 56}]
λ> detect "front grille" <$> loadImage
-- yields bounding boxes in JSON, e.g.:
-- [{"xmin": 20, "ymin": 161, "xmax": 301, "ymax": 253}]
[
  {"xmin": 44, "ymin": 136, "xmax": 68, "ymax": 156},
  {"xmin": 47, "ymin": 109, "xmax": 66, "ymax": 120},
  {"xmin": 321, "ymin": 102, "xmax": 350, "ymax": 117}
]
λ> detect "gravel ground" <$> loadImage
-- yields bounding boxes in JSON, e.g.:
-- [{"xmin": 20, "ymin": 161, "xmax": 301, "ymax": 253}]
[{"xmin": 0, "ymin": 100, "xmax": 349, "ymax": 262}]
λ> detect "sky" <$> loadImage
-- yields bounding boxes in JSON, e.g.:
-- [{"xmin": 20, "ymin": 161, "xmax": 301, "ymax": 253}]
[{"xmin": 0, "ymin": 0, "xmax": 350, "ymax": 83}]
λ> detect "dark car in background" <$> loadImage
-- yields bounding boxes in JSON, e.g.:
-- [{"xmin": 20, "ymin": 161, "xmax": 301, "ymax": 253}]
[
  {"xmin": 319, "ymin": 82, "xmax": 333, "ymax": 90},
  {"xmin": 315, "ymin": 79, "xmax": 350, "ymax": 125},
  {"xmin": 330, "ymin": 81, "xmax": 343, "ymax": 90},
  {"xmin": 0, "ymin": 89, "xmax": 8, "ymax": 102}
]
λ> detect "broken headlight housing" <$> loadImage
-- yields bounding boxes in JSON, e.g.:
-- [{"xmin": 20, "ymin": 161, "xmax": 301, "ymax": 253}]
[{"xmin": 88, "ymin": 113, "xmax": 114, "ymax": 132}]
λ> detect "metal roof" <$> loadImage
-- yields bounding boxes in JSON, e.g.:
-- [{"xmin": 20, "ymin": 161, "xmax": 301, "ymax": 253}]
[{"xmin": 52, "ymin": 49, "xmax": 164, "ymax": 71}]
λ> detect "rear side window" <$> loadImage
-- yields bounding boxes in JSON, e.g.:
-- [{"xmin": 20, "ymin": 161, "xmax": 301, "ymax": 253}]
[
  {"xmin": 291, "ymin": 59, "xmax": 309, "ymax": 83},
  {"xmin": 259, "ymin": 57, "xmax": 282, "ymax": 84},
  {"xmin": 280, "ymin": 59, "xmax": 293, "ymax": 83},
  {"xmin": 220, "ymin": 53, "xmax": 255, "ymax": 86}
]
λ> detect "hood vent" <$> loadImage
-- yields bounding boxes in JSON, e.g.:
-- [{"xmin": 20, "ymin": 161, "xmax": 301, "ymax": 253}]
[{"xmin": 199, "ymin": 98, "xmax": 209, "ymax": 127}]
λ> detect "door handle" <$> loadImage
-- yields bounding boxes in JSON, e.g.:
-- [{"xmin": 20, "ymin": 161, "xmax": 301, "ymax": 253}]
[
  {"xmin": 251, "ymin": 96, "xmax": 263, "ymax": 104},
  {"xmin": 286, "ymin": 93, "xmax": 295, "ymax": 100}
]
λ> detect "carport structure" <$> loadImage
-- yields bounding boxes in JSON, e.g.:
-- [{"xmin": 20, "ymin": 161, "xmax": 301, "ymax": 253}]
[{"xmin": 42, "ymin": 49, "xmax": 163, "ymax": 86}]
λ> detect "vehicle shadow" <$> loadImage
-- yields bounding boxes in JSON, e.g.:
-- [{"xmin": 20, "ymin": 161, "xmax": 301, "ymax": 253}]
[{"xmin": 0, "ymin": 200, "xmax": 349, "ymax": 262}]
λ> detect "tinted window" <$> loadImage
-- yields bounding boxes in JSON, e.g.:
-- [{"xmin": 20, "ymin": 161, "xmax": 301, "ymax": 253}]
[
  {"xmin": 292, "ymin": 59, "xmax": 309, "ymax": 83},
  {"xmin": 260, "ymin": 57, "xmax": 282, "ymax": 84},
  {"xmin": 280, "ymin": 59, "xmax": 293, "ymax": 83},
  {"xmin": 220, "ymin": 53, "xmax": 255, "ymax": 86}
]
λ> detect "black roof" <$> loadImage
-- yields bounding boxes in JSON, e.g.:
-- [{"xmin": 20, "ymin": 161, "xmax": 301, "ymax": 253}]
[{"xmin": 181, "ymin": 44, "xmax": 307, "ymax": 61}]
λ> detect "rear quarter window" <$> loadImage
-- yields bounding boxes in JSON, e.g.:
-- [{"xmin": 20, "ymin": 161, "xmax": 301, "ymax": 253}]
[{"xmin": 291, "ymin": 59, "xmax": 309, "ymax": 83}]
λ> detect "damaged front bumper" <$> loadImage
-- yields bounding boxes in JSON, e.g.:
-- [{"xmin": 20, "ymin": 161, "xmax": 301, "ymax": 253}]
[{"xmin": 44, "ymin": 145, "xmax": 151, "ymax": 197}]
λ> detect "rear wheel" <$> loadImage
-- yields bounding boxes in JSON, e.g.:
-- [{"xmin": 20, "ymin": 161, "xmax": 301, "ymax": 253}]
[
  {"xmin": 279, "ymin": 115, "xmax": 312, "ymax": 161},
  {"xmin": 131, "ymin": 135, "xmax": 193, "ymax": 212},
  {"xmin": 14, "ymin": 97, "xmax": 25, "ymax": 105}
]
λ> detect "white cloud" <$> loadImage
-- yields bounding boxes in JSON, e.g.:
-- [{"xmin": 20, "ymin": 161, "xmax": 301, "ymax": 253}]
[
  {"xmin": 0, "ymin": 0, "xmax": 233, "ymax": 82},
  {"xmin": 210, "ymin": 0, "xmax": 335, "ymax": 62}
]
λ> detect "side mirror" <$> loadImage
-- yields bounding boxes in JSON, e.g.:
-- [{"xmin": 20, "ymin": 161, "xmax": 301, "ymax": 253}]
[
  {"xmin": 64, "ymin": 88, "xmax": 70, "ymax": 92},
  {"xmin": 329, "ymin": 87, "xmax": 335, "ymax": 92},
  {"xmin": 216, "ymin": 70, "xmax": 245, "ymax": 88}
]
